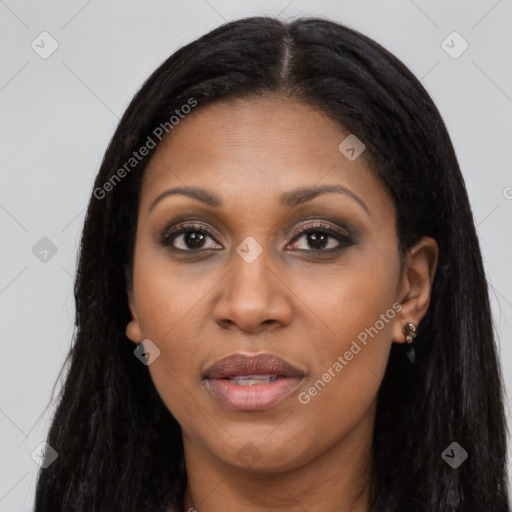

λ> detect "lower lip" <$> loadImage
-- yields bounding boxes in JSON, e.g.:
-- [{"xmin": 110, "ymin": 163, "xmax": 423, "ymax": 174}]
[{"xmin": 206, "ymin": 377, "xmax": 303, "ymax": 411}]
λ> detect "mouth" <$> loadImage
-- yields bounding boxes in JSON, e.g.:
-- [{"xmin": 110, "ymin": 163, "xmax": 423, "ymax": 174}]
[{"xmin": 204, "ymin": 353, "xmax": 305, "ymax": 411}]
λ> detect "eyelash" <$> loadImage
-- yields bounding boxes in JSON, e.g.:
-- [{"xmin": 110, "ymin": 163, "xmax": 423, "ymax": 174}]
[{"xmin": 159, "ymin": 220, "xmax": 354, "ymax": 255}]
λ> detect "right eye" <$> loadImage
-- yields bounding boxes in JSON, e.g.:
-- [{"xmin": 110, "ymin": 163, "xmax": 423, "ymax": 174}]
[{"xmin": 160, "ymin": 223, "xmax": 223, "ymax": 252}]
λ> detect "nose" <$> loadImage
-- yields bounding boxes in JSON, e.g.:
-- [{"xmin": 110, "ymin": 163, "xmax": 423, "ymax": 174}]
[{"xmin": 213, "ymin": 246, "xmax": 293, "ymax": 334}]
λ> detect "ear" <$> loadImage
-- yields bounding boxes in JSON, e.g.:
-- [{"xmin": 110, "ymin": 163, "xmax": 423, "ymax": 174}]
[
  {"xmin": 392, "ymin": 236, "xmax": 439, "ymax": 344},
  {"xmin": 125, "ymin": 264, "xmax": 143, "ymax": 345}
]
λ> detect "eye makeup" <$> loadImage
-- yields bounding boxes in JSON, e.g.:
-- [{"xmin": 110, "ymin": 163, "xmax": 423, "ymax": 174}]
[{"xmin": 157, "ymin": 212, "xmax": 359, "ymax": 257}]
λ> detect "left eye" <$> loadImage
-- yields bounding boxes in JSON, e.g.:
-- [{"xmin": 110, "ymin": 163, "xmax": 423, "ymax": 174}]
[
  {"xmin": 161, "ymin": 224, "xmax": 221, "ymax": 251},
  {"xmin": 286, "ymin": 226, "xmax": 349, "ymax": 252}
]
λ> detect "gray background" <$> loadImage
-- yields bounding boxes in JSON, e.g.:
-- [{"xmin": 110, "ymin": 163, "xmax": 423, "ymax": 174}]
[{"xmin": 1, "ymin": 1, "xmax": 511, "ymax": 510}]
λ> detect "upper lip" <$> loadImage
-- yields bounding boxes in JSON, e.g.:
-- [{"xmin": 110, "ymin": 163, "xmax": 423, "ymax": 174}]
[{"xmin": 204, "ymin": 353, "xmax": 304, "ymax": 379}]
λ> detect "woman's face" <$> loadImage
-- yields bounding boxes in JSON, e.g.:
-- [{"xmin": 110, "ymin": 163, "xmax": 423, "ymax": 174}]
[{"xmin": 126, "ymin": 95, "xmax": 422, "ymax": 473}]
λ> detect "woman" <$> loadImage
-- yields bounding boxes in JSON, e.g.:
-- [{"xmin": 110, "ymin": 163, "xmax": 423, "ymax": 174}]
[{"xmin": 34, "ymin": 16, "xmax": 510, "ymax": 512}]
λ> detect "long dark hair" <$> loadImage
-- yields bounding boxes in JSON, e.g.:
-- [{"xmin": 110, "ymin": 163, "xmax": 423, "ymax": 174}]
[{"xmin": 34, "ymin": 16, "xmax": 510, "ymax": 511}]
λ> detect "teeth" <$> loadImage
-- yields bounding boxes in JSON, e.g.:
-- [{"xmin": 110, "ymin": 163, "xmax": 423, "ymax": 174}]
[{"xmin": 226, "ymin": 374, "xmax": 279, "ymax": 385}]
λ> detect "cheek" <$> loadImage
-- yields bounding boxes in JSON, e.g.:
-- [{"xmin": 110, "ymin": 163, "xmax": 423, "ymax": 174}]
[
  {"xmin": 130, "ymin": 251, "xmax": 222, "ymax": 421},
  {"xmin": 132, "ymin": 236, "xmax": 224, "ymax": 344},
  {"xmin": 132, "ymin": 269, "xmax": 204, "ymax": 354},
  {"xmin": 293, "ymin": 248, "xmax": 399, "ymax": 403},
  {"xmin": 133, "ymin": 283, "xmax": 207, "ymax": 427},
  {"xmin": 293, "ymin": 243, "xmax": 399, "ymax": 350}
]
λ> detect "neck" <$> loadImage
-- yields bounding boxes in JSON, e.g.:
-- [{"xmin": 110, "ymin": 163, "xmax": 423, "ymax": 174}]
[{"xmin": 180, "ymin": 407, "xmax": 375, "ymax": 512}]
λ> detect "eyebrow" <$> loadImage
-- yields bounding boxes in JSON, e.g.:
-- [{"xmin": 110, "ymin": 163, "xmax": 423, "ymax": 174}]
[{"xmin": 148, "ymin": 184, "xmax": 369, "ymax": 214}]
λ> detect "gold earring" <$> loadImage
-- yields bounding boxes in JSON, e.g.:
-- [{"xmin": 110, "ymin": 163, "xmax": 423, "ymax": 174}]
[{"xmin": 402, "ymin": 322, "xmax": 418, "ymax": 344}]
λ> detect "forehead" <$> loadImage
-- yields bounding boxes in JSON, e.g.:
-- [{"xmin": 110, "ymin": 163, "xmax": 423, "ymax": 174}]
[{"xmin": 140, "ymin": 95, "xmax": 392, "ymax": 217}]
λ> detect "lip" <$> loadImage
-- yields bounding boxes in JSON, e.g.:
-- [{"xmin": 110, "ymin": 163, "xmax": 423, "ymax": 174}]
[{"xmin": 204, "ymin": 353, "xmax": 305, "ymax": 411}]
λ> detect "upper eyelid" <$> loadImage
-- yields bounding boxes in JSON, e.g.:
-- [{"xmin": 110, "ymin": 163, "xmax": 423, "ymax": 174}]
[{"xmin": 290, "ymin": 221, "xmax": 350, "ymax": 237}]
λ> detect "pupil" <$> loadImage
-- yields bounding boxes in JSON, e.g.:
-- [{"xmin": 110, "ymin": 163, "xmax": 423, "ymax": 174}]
[
  {"xmin": 308, "ymin": 232, "xmax": 327, "ymax": 250},
  {"xmin": 185, "ymin": 232, "xmax": 205, "ymax": 248}
]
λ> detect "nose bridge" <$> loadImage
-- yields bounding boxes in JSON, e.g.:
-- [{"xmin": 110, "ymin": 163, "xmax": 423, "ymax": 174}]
[
  {"xmin": 230, "ymin": 237, "xmax": 274, "ymax": 302},
  {"xmin": 213, "ymin": 236, "xmax": 292, "ymax": 332}
]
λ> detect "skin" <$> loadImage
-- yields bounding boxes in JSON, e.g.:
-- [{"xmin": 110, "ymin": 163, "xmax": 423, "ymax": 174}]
[{"xmin": 125, "ymin": 95, "xmax": 438, "ymax": 512}]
